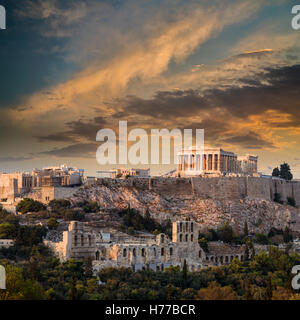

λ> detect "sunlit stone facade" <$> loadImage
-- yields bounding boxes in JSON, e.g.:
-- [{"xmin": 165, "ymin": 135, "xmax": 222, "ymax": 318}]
[{"xmin": 177, "ymin": 147, "xmax": 258, "ymax": 176}]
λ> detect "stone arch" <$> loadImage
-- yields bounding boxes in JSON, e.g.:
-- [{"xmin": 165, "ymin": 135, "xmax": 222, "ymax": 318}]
[
  {"xmin": 88, "ymin": 235, "xmax": 92, "ymax": 246},
  {"xmin": 161, "ymin": 248, "xmax": 164, "ymax": 256},
  {"xmin": 191, "ymin": 222, "xmax": 194, "ymax": 232},
  {"xmin": 180, "ymin": 222, "xmax": 183, "ymax": 232},
  {"xmin": 142, "ymin": 248, "xmax": 145, "ymax": 257},
  {"xmin": 230, "ymin": 256, "xmax": 234, "ymax": 262},
  {"xmin": 123, "ymin": 248, "xmax": 127, "ymax": 257},
  {"xmin": 180, "ymin": 234, "xmax": 183, "ymax": 242},
  {"xmin": 220, "ymin": 256, "xmax": 224, "ymax": 264},
  {"xmin": 153, "ymin": 247, "xmax": 156, "ymax": 256},
  {"xmin": 210, "ymin": 256, "xmax": 214, "ymax": 262},
  {"xmin": 185, "ymin": 234, "xmax": 188, "ymax": 242},
  {"xmin": 225, "ymin": 256, "xmax": 229, "ymax": 263}
]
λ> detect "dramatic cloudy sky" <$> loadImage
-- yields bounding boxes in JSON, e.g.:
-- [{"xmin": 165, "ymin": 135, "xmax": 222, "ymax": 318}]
[{"xmin": 0, "ymin": 0, "xmax": 300, "ymax": 176}]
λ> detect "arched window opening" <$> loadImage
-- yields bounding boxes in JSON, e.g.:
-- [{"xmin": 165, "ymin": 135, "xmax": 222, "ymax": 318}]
[
  {"xmin": 74, "ymin": 236, "xmax": 78, "ymax": 246},
  {"xmin": 95, "ymin": 251, "xmax": 100, "ymax": 261}
]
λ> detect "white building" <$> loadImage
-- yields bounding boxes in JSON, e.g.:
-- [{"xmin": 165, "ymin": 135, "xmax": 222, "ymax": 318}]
[
  {"xmin": 97, "ymin": 168, "xmax": 150, "ymax": 179},
  {"xmin": 177, "ymin": 147, "xmax": 258, "ymax": 177},
  {"xmin": 0, "ymin": 239, "xmax": 14, "ymax": 248}
]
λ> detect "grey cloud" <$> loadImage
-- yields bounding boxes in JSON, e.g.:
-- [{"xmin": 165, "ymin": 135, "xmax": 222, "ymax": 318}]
[
  {"xmin": 35, "ymin": 116, "xmax": 108, "ymax": 142},
  {"xmin": 122, "ymin": 64, "xmax": 300, "ymax": 121},
  {"xmin": 220, "ymin": 131, "xmax": 275, "ymax": 149},
  {"xmin": 0, "ymin": 156, "xmax": 33, "ymax": 163},
  {"xmin": 38, "ymin": 143, "xmax": 98, "ymax": 158}
]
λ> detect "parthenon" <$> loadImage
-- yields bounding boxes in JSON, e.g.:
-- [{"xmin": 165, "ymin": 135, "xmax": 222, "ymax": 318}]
[{"xmin": 177, "ymin": 147, "xmax": 258, "ymax": 176}]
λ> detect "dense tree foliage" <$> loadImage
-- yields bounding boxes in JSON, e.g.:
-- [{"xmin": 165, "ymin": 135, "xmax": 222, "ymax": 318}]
[
  {"xmin": 118, "ymin": 207, "xmax": 172, "ymax": 237},
  {"xmin": 1, "ymin": 211, "xmax": 300, "ymax": 300},
  {"xmin": 17, "ymin": 198, "xmax": 46, "ymax": 214},
  {"xmin": 272, "ymin": 163, "xmax": 293, "ymax": 181}
]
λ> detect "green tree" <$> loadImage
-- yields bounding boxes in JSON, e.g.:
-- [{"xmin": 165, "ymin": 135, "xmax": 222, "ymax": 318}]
[
  {"xmin": 182, "ymin": 259, "xmax": 188, "ymax": 287},
  {"xmin": 199, "ymin": 237, "xmax": 208, "ymax": 252},
  {"xmin": 264, "ymin": 274, "xmax": 273, "ymax": 300},
  {"xmin": 244, "ymin": 279, "xmax": 253, "ymax": 300},
  {"xmin": 255, "ymin": 233, "xmax": 270, "ymax": 245},
  {"xmin": 17, "ymin": 198, "xmax": 46, "ymax": 214},
  {"xmin": 279, "ymin": 163, "xmax": 293, "ymax": 181},
  {"xmin": 274, "ymin": 193, "xmax": 283, "ymax": 204},
  {"xmin": 272, "ymin": 167, "xmax": 280, "ymax": 177},
  {"xmin": 217, "ymin": 222, "xmax": 234, "ymax": 243},
  {"xmin": 47, "ymin": 218, "xmax": 59, "ymax": 230},
  {"xmin": 85, "ymin": 256, "xmax": 93, "ymax": 278},
  {"xmin": 287, "ymin": 197, "xmax": 296, "ymax": 207},
  {"xmin": 283, "ymin": 226, "xmax": 293, "ymax": 243},
  {"xmin": 243, "ymin": 221, "xmax": 249, "ymax": 237}
]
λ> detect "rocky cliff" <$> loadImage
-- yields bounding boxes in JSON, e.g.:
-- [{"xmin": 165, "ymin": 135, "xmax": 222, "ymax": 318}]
[{"xmin": 70, "ymin": 178, "xmax": 300, "ymax": 235}]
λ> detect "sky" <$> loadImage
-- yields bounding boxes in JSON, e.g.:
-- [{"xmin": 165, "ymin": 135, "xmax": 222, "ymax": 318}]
[{"xmin": 0, "ymin": 0, "xmax": 300, "ymax": 177}]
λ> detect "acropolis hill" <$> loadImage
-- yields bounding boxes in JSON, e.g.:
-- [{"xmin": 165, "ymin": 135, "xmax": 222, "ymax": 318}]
[
  {"xmin": 74, "ymin": 175, "xmax": 300, "ymax": 235},
  {"xmin": 0, "ymin": 155, "xmax": 300, "ymax": 236}
]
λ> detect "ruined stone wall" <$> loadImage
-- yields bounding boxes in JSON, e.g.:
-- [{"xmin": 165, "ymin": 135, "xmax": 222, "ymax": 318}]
[
  {"xmin": 246, "ymin": 177, "xmax": 272, "ymax": 201},
  {"xmin": 0, "ymin": 176, "xmax": 18, "ymax": 200},
  {"xmin": 149, "ymin": 177, "xmax": 193, "ymax": 198},
  {"xmin": 191, "ymin": 177, "xmax": 247, "ymax": 200},
  {"xmin": 134, "ymin": 176, "xmax": 300, "ymax": 206},
  {"xmin": 23, "ymin": 186, "xmax": 81, "ymax": 203}
]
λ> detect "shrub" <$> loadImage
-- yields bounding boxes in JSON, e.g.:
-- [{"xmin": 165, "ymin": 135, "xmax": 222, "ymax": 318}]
[
  {"xmin": 287, "ymin": 197, "xmax": 296, "ymax": 207},
  {"xmin": 48, "ymin": 199, "xmax": 71, "ymax": 211},
  {"xmin": 47, "ymin": 218, "xmax": 59, "ymax": 230},
  {"xmin": 274, "ymin": 193, "xmax": 283, "ymax": 204},
  {"xmin": 63, "ymin": 209, "xmax": 85, "ymax": 221},
  {"xmin": 17, "ymin": 198, "xmax": 46, "ymax": 214},
  {"xmin": 255, "ymin": 233, "xmax": 270, "ymax": 245}
]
